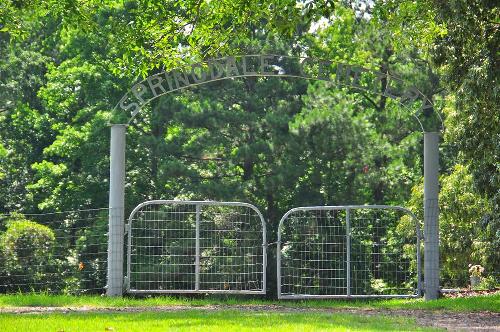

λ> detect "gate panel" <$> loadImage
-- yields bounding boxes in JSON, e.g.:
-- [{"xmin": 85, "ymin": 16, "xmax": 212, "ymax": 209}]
[
  {"xmin": 127, "ymin": 202, "xmax": 197, "ymax": 292},
  {"xmin": 277, "ymin": 205, "xmax": 421, "ymax": 299},
  {"xmin": 278, "ymin": 209, "xmax": 348, "ymax": 297},
  {"xmin": 199, "ymin": 205, "xmax": 265, "ymax": 292},
  {"xmin": 126, "ymin": 200, "xmax": 266, "ymax": 294}
]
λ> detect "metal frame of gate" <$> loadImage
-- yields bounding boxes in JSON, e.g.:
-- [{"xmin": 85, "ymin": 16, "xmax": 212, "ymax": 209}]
[
  {"xmin": 277, "ymin": 205, "xmax": 422, "ymax": 299},
  {"xmin": 126, "ymin": 200, "xmax": 266, "ymax": 294}
]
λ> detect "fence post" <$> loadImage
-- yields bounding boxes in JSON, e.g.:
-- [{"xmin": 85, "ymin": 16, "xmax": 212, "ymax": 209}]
[
  {"xmin": 107, "ymin": 124, "xmax": 126, "ymax": 296},
  {"xmin": 424, "ymin": 132, "xmax": 439, "ymax": 300}
]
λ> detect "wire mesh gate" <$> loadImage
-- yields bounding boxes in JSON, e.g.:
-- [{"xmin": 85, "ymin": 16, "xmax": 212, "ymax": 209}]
[
  {"xmin": 277, "ymin": 205, "xmax": 421, "ymax": 299},
  {"xmin": 126, "ymin": 200, "xmax": 266, "ymax": 294}
]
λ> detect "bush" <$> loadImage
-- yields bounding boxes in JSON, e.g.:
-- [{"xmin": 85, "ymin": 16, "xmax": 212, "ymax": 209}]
[
  {"xmin": 474, "ymin": 275, "xmax": 499, "ymax": 291},
  {"xmin": 71, "ymin": 210, "xmax": 108, "ymax": 294},
  {"xmin": 0, "ymin": 217, "xmax": 56, "ymax": 292},
  {"xmin": 402, "ymin": 165, "xmax": 498, "ymax": 287}
]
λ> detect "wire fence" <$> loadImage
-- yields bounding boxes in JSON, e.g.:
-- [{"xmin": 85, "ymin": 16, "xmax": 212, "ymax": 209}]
[
  {"xmin": 0, "ymin": 209, "xmax": 108, "ymax": 294},
  {"xmin": 0, "ymin": 204, "xmax": 496, "ymax": 296}
]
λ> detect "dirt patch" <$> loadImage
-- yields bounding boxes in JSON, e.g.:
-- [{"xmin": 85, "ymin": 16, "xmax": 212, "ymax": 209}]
[
  {"xmin": 0, "ymin": 305, "xmax": 498, "ymax": 331},
  {"xmin": 377, "ymin": 309, "xmax": 499, "ymax": 331},
  {"xmin": 441, "ymin": 289, "xmax": 500, "ymax": 299}
]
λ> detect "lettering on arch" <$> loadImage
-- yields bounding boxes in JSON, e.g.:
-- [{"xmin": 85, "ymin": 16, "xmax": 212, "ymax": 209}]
[{"xmin": 114, "ymin": 55, "xmax": 430, "ymax": 124}]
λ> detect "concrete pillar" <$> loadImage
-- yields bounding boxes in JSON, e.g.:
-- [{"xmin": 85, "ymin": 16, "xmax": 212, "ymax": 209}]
[
  {"xmin": 424, "ymin": 132, "xmax": 439, "ymax": 300},
  {"xmin": 107, "ymin": 124, "xmax": 126, "ymax": 296}
]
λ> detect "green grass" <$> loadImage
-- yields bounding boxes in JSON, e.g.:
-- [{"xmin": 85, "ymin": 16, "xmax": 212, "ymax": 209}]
[
  {"xmin": 0, "ymin": 310, "xmax": 442, "ymax": 331},
  {"xmin": 1, "ymin": 294, "xmax": 494, "ymax": 331},
  {"xmin": 0, "ymin": 293, "xmax": 498, "ymax": 312},
  {"xmin": 283, "ymin": 294, "xmax": 500, "ymax": 312}
]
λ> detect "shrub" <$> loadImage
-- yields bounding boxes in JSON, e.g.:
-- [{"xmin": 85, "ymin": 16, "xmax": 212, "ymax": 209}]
[
  {"xmin": 71, "ymin": 210, "xmax": 108, "ymax": 294},
  {"xmin": 474, "ymin": 275, "xmax": 499, "ymax": 291},
  {"xmin": 401, "ymin": 165, "xmax": 497, "ymax": 287},
  {"xmin": 0, "ymin": 217, "xmax": 56, "ymax": 292}
]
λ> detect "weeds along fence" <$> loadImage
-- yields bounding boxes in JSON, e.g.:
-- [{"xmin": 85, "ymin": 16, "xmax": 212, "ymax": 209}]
[{"xmin": 0, "ymin": 209, "xmax": 108, "ymax": 294}]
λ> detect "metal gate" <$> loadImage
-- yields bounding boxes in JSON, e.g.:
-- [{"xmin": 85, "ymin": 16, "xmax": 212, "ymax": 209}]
[
  {"xmin": 126, "ymin": 200, "xmax": 266, "ymax": 294},
  {"xmin": 277, "ymin": 205, "xmax": 421, "ymax": 299}
]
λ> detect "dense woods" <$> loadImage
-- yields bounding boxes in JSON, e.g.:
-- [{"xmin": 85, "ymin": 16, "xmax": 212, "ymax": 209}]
[{"xmin": 0, "ymin": 0, "xmax": 498, "ymax": 292}]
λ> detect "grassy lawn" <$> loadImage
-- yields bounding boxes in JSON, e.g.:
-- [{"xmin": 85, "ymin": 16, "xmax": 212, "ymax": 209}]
[
  {"xmin": 0, "ymin": 293, "xmax": 498, "ymax": 312},
  {"xmin": 0, "ymin": 310, "xmax": 441, "ymax": 331},
  {"xmin": 1, "ymin": 294, "xmax": 497, "ymax": 331}
]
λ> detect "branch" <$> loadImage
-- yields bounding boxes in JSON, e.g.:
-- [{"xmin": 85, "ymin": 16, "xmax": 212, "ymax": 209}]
[
  {"xmin": 177, "ymin": 155, "xmax": 226, "ymax": 162},
  {"xmin": 360, "ymin": 93, "xmax": 381, "ymax": 111},
  {"xmin": 189, "ymin": 170, "xmax": 276, "ymax": 181}
]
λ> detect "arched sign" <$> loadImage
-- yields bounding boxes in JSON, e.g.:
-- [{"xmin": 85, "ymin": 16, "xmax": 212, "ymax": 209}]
[{"xmin": 111, "ymin": 54, "xmax": 440, "ymax": 131}]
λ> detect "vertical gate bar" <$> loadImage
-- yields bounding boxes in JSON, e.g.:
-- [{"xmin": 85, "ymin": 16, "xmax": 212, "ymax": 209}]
[
  {"xmin": 277, "ymin": 216, "xmax": 282, "ymax": 299},
  {"xmin": 195, "ymin": 204, "xmax": 201, "ymax": 291},
  {"xmin": 262, "ymin": 216, "xmax": 267, "ymax": 294},
  {"xmin": 416, "ymin": 219, "xmax": 422, "ymax": 296},
  {"xmin": 346, "ymin": 208, "xmax": 351, "ymax": 297},
  {"xmin": 126, "ymin": 218, "xmax": 132, "ymax": 292}
]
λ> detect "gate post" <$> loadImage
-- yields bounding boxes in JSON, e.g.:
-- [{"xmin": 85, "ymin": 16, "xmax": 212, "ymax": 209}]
[
  {"xmin": 107, "ymin": 124, "xmax": 126, "ymax": 296},
  {"xmin": 424, "ymin": 132, "xmax": 439, "ymax": 300}
]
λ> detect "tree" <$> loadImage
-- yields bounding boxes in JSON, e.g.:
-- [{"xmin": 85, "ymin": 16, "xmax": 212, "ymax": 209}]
[
  {"xmin": 1, "ymin": 0, "xmax": 336, "ymax": 76},
  {"xmin": 376, "ymin": 0, "xmax": 500, "ymax": 224}
]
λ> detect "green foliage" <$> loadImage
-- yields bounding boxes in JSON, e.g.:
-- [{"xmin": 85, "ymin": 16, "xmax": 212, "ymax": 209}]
[
  {"xmin": 0, "ymin": 216, "xmax": 57, "ymax": 292},
  {"xmin": 377, "ymin": 0, "xmax": 500, "ymax": 235},
  {"xmin": 0, "ymin": 143, "xmax": 6, "ymax": 181},
  {"xmin": 473, "ymin": 275, "xmax": 499, "ymax": 291},
  {"xmin": 403, "ymin": 165, "xmax": 498, "ymax": 286},
  {"xmin": 443, "ymin": 93, "xmax": 500, "ymax": 224},
  {"xmin": 373, "ymin": 0, "xmax": 447, "ymax": 55},
  {"xmin": 72, "ymin": 211, "xmax": 108, "ymax": 294}
]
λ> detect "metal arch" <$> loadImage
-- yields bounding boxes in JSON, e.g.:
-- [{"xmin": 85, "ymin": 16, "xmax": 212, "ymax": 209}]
[
  {"xmin": 126, "ymin": 200, "xmax": 267, "ymax": 294},
  {"xmin": 276, "ymin": 205, "xmax": 422, "ymax": 299},
  {"xmin": 111, "ymin": 54, "xmax": 442, "ymax": 132},
  {"xmin": 128, "ymin": 199, "xmax": 266, "ymax": 226}
]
